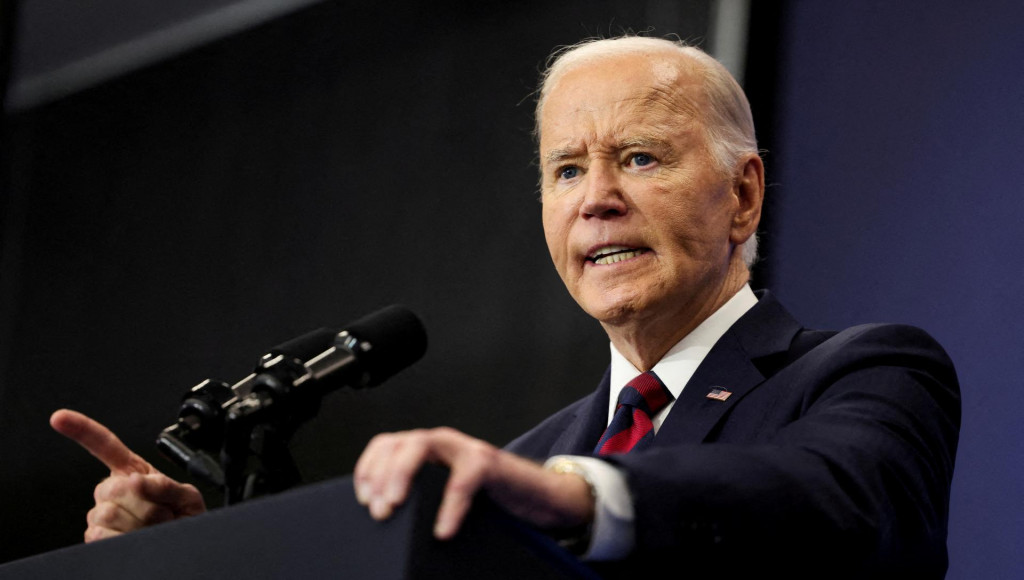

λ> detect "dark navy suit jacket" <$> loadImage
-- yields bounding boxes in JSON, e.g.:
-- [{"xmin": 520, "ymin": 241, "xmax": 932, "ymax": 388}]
[{"xmin": 506, "ymin": 292, "xmax": 960, "ymax": 578}]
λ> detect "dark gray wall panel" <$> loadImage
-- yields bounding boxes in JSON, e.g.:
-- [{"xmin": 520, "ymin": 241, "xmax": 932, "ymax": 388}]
[{"xmin": 0, "ymin": 0, "xmax": 715, "ymax": 562}]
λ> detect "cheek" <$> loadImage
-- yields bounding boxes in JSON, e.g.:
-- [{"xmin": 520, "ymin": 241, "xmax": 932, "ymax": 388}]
[
  {"xmin": 661, "ymin": 206, "xmax": 734, "ymax": 271},
  {"xmin": 656, "ymin": 200, "xmax": 704, "ymax": 244},
  {"xmin": 655, "ymin": 180, "xmax": 732, "ymax": 241}
]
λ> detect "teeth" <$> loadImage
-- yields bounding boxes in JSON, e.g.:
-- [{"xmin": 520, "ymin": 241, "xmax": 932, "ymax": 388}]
[
  {"xmin": 591, "ymin": 247, "xmax": 645, "ymax": 265},
  {"xmin": 591, "ymin": 245, "xmax": 632, "ymax": 258},
  {"xmin": 594, "ymin": 250, "xmax": 642, "ymax": 265}
]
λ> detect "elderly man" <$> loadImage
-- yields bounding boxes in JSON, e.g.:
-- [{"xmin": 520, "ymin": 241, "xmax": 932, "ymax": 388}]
[{"xmin": 52, "ymin": 37, "xmax": 959, "ymax": 577}]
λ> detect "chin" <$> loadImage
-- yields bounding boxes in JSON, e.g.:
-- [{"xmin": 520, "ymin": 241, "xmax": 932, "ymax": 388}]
[{"xmin": 579, "ymin": 292, "xmax": 649, "ymax": 326}]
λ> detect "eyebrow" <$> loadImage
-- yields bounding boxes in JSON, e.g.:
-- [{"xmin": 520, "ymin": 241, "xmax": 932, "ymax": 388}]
[
  {"xmin": 618, "ymin": 135, "xmax": 670, "ymax": 150},
  {"xmin": 542, "ymin": 135, "xmax": 670, "ymax": 166},
  {"xmin": 543, "ymin": 148, "xmax": 580, "ymax": 166}
]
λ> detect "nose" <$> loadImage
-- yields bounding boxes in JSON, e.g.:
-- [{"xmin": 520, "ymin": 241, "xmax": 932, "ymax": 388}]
[{"xmin": 579, "ymin": 162, "xmax": 628, "ymax": 219}]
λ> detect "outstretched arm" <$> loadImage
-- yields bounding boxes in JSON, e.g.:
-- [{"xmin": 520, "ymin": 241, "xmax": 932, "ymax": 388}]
[{"xmin": 50, "ymin": 409, "xmax": 206, "ymax": 542}]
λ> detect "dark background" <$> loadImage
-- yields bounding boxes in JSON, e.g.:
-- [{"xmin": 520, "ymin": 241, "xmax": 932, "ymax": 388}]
[{"xmin": 1, "ymin": 1, "xmax": 1021, "ymax": 578}]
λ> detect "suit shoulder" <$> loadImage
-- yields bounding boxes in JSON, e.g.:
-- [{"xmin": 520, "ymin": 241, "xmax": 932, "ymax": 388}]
[
  {"xmin": 813, "ymin": 323, "xmax": 954, "ymax": 370},
  {"xmin": 779, "ymin": 322, "xmax": 960, "ymax": 404}
]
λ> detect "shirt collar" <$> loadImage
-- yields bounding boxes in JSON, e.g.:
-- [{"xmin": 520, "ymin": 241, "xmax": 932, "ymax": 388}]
[{"xmin": 608, "ymin": 284, "xmax": 758, "ymax": 423}]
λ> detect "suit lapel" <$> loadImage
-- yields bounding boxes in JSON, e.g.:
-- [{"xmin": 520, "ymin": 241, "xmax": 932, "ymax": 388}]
[
  {"xmin": 654, "ymin": 331, "xmax": 766, "ymax": 444},
  {"xmin": 546, "ymin": 368, "xmax": 612, "ymax": 455},
  {"xmin": 655, "ymin": 291, "xmax": 804, "ymax": 445},
  {"xmin": 539, "ymin": 292, "xmax": 804, "ymax": 453}
]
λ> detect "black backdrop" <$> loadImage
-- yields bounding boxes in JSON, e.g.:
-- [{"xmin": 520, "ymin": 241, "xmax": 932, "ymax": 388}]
[{"xmin": 0, "ymin": 0, "xmax": 756, "ymax": 563}]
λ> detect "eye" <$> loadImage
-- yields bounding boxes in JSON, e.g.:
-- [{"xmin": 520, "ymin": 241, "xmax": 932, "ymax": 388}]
[
  {"xmin": 558, "ymin": 166, "xmax": 580, "ymax": 180},
  {"xmin": 629, "ymin": 153, "xmax": 655, "ymax": 167}
]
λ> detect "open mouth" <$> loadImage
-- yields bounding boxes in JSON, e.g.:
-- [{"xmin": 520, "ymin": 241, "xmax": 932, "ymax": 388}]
[{"xmin": 586, "ymin": 245, "xmax": 650, "ymax": 265}]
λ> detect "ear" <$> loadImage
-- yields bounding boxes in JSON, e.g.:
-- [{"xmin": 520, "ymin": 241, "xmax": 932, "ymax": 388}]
[{"xmin": 729, "ymin": 154, "xmax": 765, "ymax": 245}]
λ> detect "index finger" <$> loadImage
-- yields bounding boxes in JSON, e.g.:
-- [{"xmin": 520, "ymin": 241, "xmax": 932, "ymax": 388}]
[{"xmin": 50, "ymin": 409, "xmax": 151, "ymax": 475}]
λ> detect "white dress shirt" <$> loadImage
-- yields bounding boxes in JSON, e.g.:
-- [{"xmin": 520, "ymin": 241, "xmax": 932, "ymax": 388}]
[{"xmin": 544, "ymin": 285, "xmax": 758, "ymax": 560}]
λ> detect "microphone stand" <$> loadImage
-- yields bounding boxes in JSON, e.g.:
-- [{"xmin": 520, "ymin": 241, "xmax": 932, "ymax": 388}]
[
  {"xmin": 157, "ymin": 348, "xmax": 327, "ymax": 505},
  {"xmin": 219, "ymin": 351, "xmax": 321, "ymax": 504},
  {"xmin": 154, "ymin": 305, "xmax": 427, "ymax": 506}
]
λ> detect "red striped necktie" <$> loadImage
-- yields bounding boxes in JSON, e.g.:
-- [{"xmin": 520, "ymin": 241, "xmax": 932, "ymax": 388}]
[{"xmin": 594, "ymin": 371, "xmax": 675, "ymax": 456}]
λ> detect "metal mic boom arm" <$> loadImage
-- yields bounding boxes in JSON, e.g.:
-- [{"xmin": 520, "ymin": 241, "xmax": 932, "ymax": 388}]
[{"xmin": 154, "ymin": 305, "xmax": 427, "ymax": 504}]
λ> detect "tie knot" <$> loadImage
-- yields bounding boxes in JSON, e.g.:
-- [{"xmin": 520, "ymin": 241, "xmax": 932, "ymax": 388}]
[{"xmin": 617, "ymin": 371, "xmax": 674, "ymax": 416}]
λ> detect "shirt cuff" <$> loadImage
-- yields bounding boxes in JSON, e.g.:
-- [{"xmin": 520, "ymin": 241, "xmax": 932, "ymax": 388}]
[{"xmin": 543, "ymin": 455, "xmax": 635, "ymax": 560}]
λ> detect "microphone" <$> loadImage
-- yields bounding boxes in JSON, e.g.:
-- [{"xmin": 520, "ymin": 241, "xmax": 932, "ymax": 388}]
[
  {"xmin": 157, "ymin": 305, "xmax": 427, "ymax": 485},
  {"xmin": 340, "ymin": 304, "xmax": 428, "ymax": 386},
  {"xmin": 289, "ymin": 304, "xmax": 429, "ymax": 392}
]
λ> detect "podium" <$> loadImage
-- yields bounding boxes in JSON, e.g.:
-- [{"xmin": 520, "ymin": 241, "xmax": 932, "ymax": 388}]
[{"xmin": 0, "ymin": 466, "xmax": 596, "ymax": 579}]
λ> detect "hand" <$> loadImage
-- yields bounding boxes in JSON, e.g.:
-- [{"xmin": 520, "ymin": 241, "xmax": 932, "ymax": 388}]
[
  {"xmin": 50, "ymin": 409, "xmax": 207, "ymax": 542},
  {"xmin": 353, "ymin": 427, "xmax": 594, "ymax": 540}
]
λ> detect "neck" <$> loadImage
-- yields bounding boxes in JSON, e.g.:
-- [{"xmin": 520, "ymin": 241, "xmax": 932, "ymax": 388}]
[{"xmin": 602, "ymin": 258, "xmax": 750, "ymax": 371}]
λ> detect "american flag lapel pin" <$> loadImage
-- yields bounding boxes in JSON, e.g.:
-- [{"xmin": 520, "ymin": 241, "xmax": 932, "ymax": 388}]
[{"xmin": 706, "ymin": 387, "xmax": 732, "ymax": 401}]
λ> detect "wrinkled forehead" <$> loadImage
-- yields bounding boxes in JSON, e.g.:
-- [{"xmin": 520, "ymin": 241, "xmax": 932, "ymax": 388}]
[{"xmin": 538, "ymin": 52, "xmax": 706, "ymax": 147}]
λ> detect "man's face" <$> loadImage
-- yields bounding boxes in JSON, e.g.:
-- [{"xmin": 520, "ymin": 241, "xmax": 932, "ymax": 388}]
[{"xmin": 539, "ymin": 52, "xmax": 744, "ymax": 328}]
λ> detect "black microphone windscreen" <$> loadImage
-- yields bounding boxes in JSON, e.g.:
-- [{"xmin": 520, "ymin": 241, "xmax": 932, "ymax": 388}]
[{"xmin": 344, "ymin": 305, "xmax": 427, "ymax": 386}]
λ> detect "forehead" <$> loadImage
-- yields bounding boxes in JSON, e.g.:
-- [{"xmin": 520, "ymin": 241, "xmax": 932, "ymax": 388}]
[{"xmin": 539, "ymin": 52, "xmax": 706, "ymax": 151}]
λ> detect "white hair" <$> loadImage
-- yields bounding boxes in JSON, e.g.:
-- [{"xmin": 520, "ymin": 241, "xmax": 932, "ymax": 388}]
[{"xmin": 535, "ymin": 36, "xmax": 760, "ymax": 267}]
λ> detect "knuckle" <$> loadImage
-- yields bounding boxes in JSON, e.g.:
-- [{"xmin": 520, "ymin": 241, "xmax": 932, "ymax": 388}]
[
  {"xmin": 431, "ymin": 426, "xmax": 458, "ymax": 438},
  {"xmin": 395, "ymin": 430, "xmax": 428, "ymax": 450},
  {"xmin": 469, "ymin": 438, "xmax": 495, "ymax": 456},
  {"xmin": 369, "ymin": 432, "xmax": 400, "ymax": 447},
  {"xmin": 391, "ymin": 430, "xmax": 422, "ymax": 447},
  {"xmin": 91, "ymin": 502, "xmax": 120, "ymax": 526},
  {"xmin": 364, "ymin": 432, "xmax": 405, "ymax": 457},
  {"xmin": 124, "ymin": 472, "xmax": 147, "ymax": 494},
  {"xmin": 93, "ymin": 477, "xmax": 115, "ymax": 501},
  {"xmin": 464, "ymin": 439, "xmax": 498, "ymax": 466},
  {"xmin": 145, "ymin": 473, "xmax": 172, "ymax": 494},
  {"xmin": 99, "ymin": 475, "xmax": 133, "ymax": 499},
  {"xmin": 85, "ymin": 505, "xmax": 100, "ymax": 526},
  {"xmin": 182, "ymin": 483, "xmax": 201, "ymax": 499}
]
